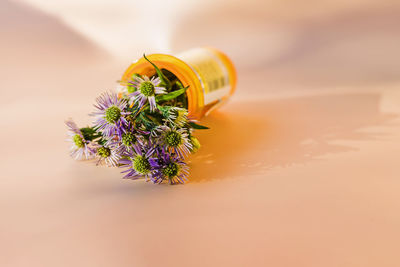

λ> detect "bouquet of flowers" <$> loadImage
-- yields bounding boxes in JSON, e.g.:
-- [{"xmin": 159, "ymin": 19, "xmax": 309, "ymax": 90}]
[{"xmin": 66, "ymin": 55, "xmax": 208, "ymax": 184}]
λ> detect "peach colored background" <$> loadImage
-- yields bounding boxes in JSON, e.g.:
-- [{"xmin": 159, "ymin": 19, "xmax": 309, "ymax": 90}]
[{"xmin": 1, "ymin": 0, "xmax": 400, "ymax": 266}]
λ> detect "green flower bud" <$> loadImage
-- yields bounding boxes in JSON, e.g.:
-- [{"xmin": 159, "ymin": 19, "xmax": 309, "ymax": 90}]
[
  {"xmin": 105, "ymin": 106, "xmax": 121, "ymax": 124},
  {"xmin": 190, "ymin": 136, "xmax": 201, "ymax": 153},
  {"xmin": 73, "ymin": 134, "xmax": 85, "ymax": 148},
  {"xmin": 97, "ymin": 146, "xmax": 111, "ymax": 158},
  {"xmin": 133, "ymin": 155, "xmax": 151, "ymax": 174},
  {"xmin": 139, "ymin": 81, "xmax": 155, "ymax": 97},
  {"xmin": 162, "ymin": 163, "xmax": 179, "ymax": 178}
]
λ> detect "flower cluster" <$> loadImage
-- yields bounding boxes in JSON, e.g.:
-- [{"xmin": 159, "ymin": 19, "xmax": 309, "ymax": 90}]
[{"xmin": 65, "ymin": 55, "xmax": 207, "ymax": 184}]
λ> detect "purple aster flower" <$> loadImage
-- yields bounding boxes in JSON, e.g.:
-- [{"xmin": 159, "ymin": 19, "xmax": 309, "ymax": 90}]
[
  {"xmin": 158, "ymin": 126, "xmax": 192, "ymax": 158},
  {"xmin": 150, "ymin": 148, "xmax": 189, "ymax": 184},
  {"xmin": 91, "ymin": 92, "xmax": 130, "ymax": 138},
  {"xmin": 65, "ymin": 119, "xmax": 96, "ymax": 160},
  {"xmin": 106, "ymin": 122, "xmax": 145, "ymax": 153},
  {"xmin": 128, "ymin": 75, "xmax": 166, "ymax": 112},
  {"xmin": 119, "ymin": 144, "xmax": 156, "ymax": 180},
  {"xmin": 94, "ymin": 144, "xmax": 122, "ymax": 167}
]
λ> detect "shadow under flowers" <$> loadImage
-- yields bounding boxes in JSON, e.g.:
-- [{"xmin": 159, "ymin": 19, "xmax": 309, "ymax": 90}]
[{"xmin": 188, "ymin": 92, "xmax": 398, "ymax": 183}]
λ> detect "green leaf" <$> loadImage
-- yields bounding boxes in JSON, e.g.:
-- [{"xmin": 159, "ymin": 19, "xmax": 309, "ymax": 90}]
[
  {"xmin": 138, "ymin": 113, "xmax": 155, "ymax": 128},
  {"xmin": 176, "ymin": 80, "xmax": 184, "ymax": 90},
  {"xmin": 98, "ymin": 138, "xmax": 107, "ymax": 146},
  {"xmin": 143, "ymin": 54, "xmax": 171, "ymax": 89},
  {"xmin": 80, "ymin": 127, "xmax": 101, "ymax": 141},
  {"xmin": 144, "ymin": 112, "xmax": 162, "ymax": 124},
  {"xmin": 155, "ymin": 86, "xmax": 188, "ymax": 102},
  {"xmin": 175, "ymin": 81, "xmax": 188, "ymax": 108},
  {"xmin": 131, "ymin": 73, "xmax": 142, "ymax": 80},
  {"xmin": 189, "ymin": 122, "xmax": 209, "ymax": 130}
]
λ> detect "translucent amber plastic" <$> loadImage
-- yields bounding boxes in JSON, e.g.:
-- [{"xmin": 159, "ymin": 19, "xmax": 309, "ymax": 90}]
[{"xmin": 121, "ymin": 47, "xmax": 237, "ymax": 119}]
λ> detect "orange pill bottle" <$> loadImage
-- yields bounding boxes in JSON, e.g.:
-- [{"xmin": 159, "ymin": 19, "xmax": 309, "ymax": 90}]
[{"xmin": 120, "ymin": 47, "xmax": 237, "ymax": 119}]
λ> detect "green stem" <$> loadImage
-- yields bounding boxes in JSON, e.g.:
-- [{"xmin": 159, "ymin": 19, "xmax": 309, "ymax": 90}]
[{"xmin": 143, "ymin": 54, "xmax": 171, "ymax": 90}]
